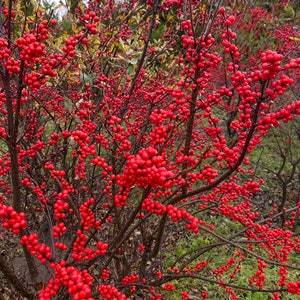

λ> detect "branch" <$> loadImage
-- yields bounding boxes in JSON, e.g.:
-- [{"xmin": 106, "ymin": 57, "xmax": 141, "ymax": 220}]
[
  {"xmin": 0, "ymin": 254, "xmax": 35, "ymax": 299},
  {"xmin": 169, "ymin": 96, "xmax": 265, "ymax": 205},
  {"xmin": 198, "ymin": 224, "xmax": 300, "ymax": 271},
  {"xmin": 160, "ymin": 273, "xmax": 287, "ymax": 294}
]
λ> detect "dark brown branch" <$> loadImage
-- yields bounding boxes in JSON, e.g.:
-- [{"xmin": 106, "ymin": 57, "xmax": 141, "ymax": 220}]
[{"xmin": 0, "ymin": 254, "xmax": 35, "ymax": 299}]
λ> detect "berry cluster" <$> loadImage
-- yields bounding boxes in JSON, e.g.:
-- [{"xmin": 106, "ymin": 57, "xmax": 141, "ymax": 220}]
[
  {"xmin": 101, "ymin": 269, "xmax": 110, "ymax": 282},
  {"xmin": 260, "ymin": 50, "xmax": 283, "ymax": 80},
  {"xmin": 16, "ymin": 34, "xmax": 45, "ymax": 62},
  {"xmin": 0, "ymin": 38, "xmax": 11, "ymax": 62},
  {"xmin": 121, "ymin": 274, "xmax": 139, "ymax": 285},
  {"xmin": 54, "ymin": 199, "xmax": 69, "ymax": 221},
  {"xmin": 79, "ymin": 198, "xmax": 101, "ymax": 231},
  {"xmin": 72, "ymin": 230, "xmax": 108, "ymax": 261},
  {"xmin": 98, "ymin": 284, "xmax": 129, "ymax": 300},
  {"xmin": 39, "ymin": 261, "xmax": 93, "ymax": 300},
  {"xmin": 52, "ymin": 222, "xmax": 67, "ymax": 238},
  {"xmin": 117, "ymin": 147, "xmax": 173, "ymax": 188},
  {"xmin": 20, "ymin": 234, "xmax": 52, "ymax": 264},
  {"xmin": 248, "ymin": 259, "xmax": 267, "ymax": 289},
  {"xmin": 288, "ymin": 280, "xmax": 300, "ymax": 295},
  {"xmin": 0, "ymin": 204, "xmax": 27, "ymax": 234}
]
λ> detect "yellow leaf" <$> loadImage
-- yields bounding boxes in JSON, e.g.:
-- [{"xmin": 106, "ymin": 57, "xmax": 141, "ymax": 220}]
[
  {"xmin": 72, "ymin": 23, "xmax": 79, "ymax": 34},
  {"xmin": 289, "ymin": 36, "xmax": 299, "ymax": 41}
]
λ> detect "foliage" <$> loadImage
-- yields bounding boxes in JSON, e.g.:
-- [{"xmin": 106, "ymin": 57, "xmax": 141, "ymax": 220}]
[{"xmin": 0, "ymin": 0, "xmax": 299, "ymax": 299}]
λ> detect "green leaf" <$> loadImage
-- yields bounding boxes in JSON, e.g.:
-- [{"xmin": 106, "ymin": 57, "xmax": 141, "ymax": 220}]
[
  {"xmin": 284, "ymin": 5, "xmax": 295, "ymax": 17},
  {"xmin": 127, "ymin": 64, "xmax": 135, "ymax": 75},
  {"xmin": 152, "ymin": 23, "xmax": 165, "ymax": 41},
  {"xmin": 115, "ymin": 38, "xmax": 126, "ymax": 52},
  {"xmin": 64, "ymin": 98, "xmax": 73, "ymax": 111},
  {"xmin": 80, "ymin": 73, "xmax": 92, "ymax": 84}
]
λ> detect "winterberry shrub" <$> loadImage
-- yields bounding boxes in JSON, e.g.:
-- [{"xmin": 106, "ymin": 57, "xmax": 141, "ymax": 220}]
[{"xmin": 0, "ymin": 0, "xmax": 299, "ymax": 299}]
